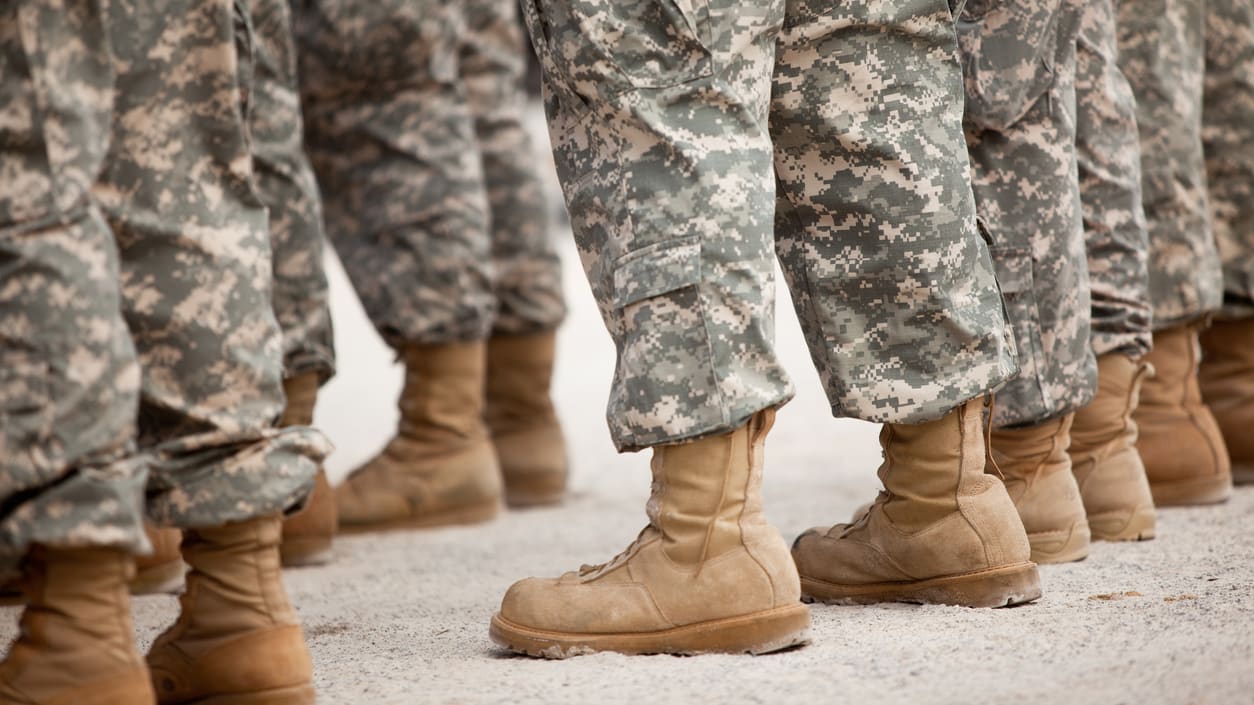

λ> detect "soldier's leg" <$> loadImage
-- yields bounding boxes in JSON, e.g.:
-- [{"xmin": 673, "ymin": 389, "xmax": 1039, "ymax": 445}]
[
  {"xmin": 93, "ymin": 2, "xmax": 325, "ymax": 702},
  {"xmin": 461, "ymin": 0, "xmax": 569, "ymax": 508},
  {"xmin": 246, "ymin": 0, "xmax": 338, "ymax": 566},
  {"xmin": 0, "ymin": 2, "xmax": 153, "ymax": 701},
  {"xmin": 490, "ymin": 0, "xmax": 810, "ymax": 658},
  {"xmin": 1118, "ymin": 0, "xmax": 1232, "ymax": 505},
  {"xmin": 1198, "ymin": 0, "xmax": 1254, "ymax": 485},
  {"xmin": 955, "ymin": 0, "xmax": 1092, "ymax": 565},
  {"xmin": 775, "ymin": 0, "xmax": 1037, "ymax": 606},
  {"xmin": 1068, "ymin": 0, "xmax": 1157, "ymax": 542},
  {"xmin": 296, "ymin": 0, "xmax": 504, "ymax": 532}
]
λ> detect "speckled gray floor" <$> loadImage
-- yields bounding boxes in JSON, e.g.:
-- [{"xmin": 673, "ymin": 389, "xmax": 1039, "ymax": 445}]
[{"xmin": 3, "ymin": 113, "xmax": 1249, "ymax": 705}]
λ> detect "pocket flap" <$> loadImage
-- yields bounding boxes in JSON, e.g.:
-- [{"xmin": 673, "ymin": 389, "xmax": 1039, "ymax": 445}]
[
  {"xmin": 611, "ymin": 236, "xmax": 702, "ymax": 308},
  {"xmin": 989, "ymin": 246, "xmax": 1034, "ymax": 295}
]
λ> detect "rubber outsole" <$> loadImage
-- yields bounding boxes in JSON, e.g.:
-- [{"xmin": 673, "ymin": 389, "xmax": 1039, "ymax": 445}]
[
  {"xmin": 1149, "ymin": 474, "xmax": 1233, "ymax": 506},
  {"xmin": 1233, "ymin": 462, "xmax": 1253, "ymax": 486},
  {"xmin": 800, "ymin": 562, "xmax": 1042, "ymax": 608},
  {"xmin": 489, "ymin": 603, "xmax": 811, "ymax": 658},
  {"xmin": 1087, "ymin": 506, "xmax": 1156, "ymax": 542},
  {"xmin": 338, "ymin": 499, "xmax": 502, "ymax": 534},
  {"xmin": 183, "ymin": 684, "xmax": 316, "ymax": 705},
  {"xmin": 279, "ymin": 537, "xmax": 334, "ymax": 568}
]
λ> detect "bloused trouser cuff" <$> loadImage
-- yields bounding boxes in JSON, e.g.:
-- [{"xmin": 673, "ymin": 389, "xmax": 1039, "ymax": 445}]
[
  {"xmin": 248, "ymin": 0, "xmax": 337, "ymax": 382},
  {"xmin": 959, "ymin": 0, "xmax": 1098, "ymax": 427},
  {"xmin": 523, "ymin": 0, "xmax": 1016, "ymax": 451},
  {"xmin": 1203, "ymin": 0, "xmax": 1254, "ymax": 319}
]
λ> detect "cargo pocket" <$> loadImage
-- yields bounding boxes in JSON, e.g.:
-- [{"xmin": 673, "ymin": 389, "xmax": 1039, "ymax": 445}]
[
  {"xmin": 611, "ymin": 236, "xmax": 703, "ymax": 309},
  {"xmin": 989, "ymin": 244, "xmax": 1050, "ymax": 407},
  {"xmin": 521, "ymin": 0, "xmax": 713, "ymax": 116},
  {"xmin": 957, "ymin": 0, "xmax": 1060, "ymax": 132},
  {"xmin": 0, "ymin": 353, "xmax": 53, "ymax": 477}
]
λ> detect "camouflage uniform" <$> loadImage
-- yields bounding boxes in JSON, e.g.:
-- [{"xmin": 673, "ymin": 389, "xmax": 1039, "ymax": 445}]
[
  {"xmin": 295, "ymin": 0, "xmax": 565, "ymax": 348},
  {"xmin": 1117, "ymin": 0, "xmax": 1223, "ymax": 327},
  {"xmin": 521, "ymin": 0, "xmax": 1018, "ymax": 451},
  {"xmin": 0, "ymin": 0, "xmax": 327, "ymax": 581},
  {"xmin": 958, "ymin": 0, "xmax": 1096, "ymax": 428},
  {"xmin": 249, "ymin": 0, "xmax": 336, "ymax": 380},
  {"xmin": 1076, "ymin": 0, "xmax": 1152, "ymax": 359},
  {"xmin": 1204, "ymin": 0, "xmax": 1254, "ymax": 319}
]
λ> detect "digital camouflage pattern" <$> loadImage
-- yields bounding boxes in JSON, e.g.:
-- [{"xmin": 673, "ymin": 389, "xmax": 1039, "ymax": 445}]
[
  {"xmin": 523, "ymin": 0, "xmax": 1017, "ymax": 450},
  {"xmin": 248, "ymin": 0, "xmax": 336, "ymax": 381},
  {"xmin": 1118, "ymin": 0, "xmax": 1223, "ymax": 328},
  {"xmin": 1075, "ymin": 0, "xmax": 1152, "ymax": 359},
  {"xmin": 1204, "ymin": 0, "xmax": 1254, "ymax": 319},
  {"xmin": 295, "ymin": 0, "xmax": 564, "ymax": 348},
  {"xmin": 0, "ymin": 0, "xmax": 327, "ymax": 579},
  {"xmin": 959, "ymin": 0, "xmax": 1097, "ymax": 427},
  {"xmin": 0, "ymin": 0, "xmax": 147, "ymax": 580}
]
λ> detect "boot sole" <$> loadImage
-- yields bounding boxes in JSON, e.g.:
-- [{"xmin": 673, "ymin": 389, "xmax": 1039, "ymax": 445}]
[
  {"xmin": 1233, "ymin": 462, "xmax": 1253, "ymax": 486},
  {"xmin": 1027, "ymin": 521, "xmax": 1091, "ymax": 564},
  {"xmin": 1149, "ymin": 474, "xmax": 1233, "ymax": 506},
  {"xmin": 504, "ymin": 473, "xmax": 567, "ymax": 508},
  {"xmin": 338, "ymin": 499, "xmax": 502, "ymax": 534},
  {"xmin": 130, "ymin": 560, "xmax": 186, "ymax": 596},
  {"xmin": 183, "ymin": 684, "xmax": 315, "ymax": 705},
  {"xmin": 280, "ymin": 536, "xmax": 334, "ymax": 568},
  {"xmin": 800, "ymin": 562, "xmax": 1041, "ymax": 608},
  {"xmin": 504, "ymin": 487, "xmax": 566, "ymax": 508},
  {"xmin": 489, "ymin": 603, "xmax": 811, "ymax": 658},
  {"xmin": 1087, "ymin": 506, "xmax": 1156, "ymax": 542}
]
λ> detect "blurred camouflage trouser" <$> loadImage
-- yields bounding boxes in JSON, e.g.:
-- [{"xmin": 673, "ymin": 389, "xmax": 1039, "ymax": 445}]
[
  {"xmin": 959, "ymin": 0, "xmax": 1096, "ymax": 427},
  {"xmin": 1118, "ymin": 0, "xmax": 1223, "ymax": 327},
  {"xmin": 522, "ymin": 0, "xmax": 1017, "ymax": 450},
  {"xmin": 1204, "ymin": 0, "xmax": 1254, "ymax": 319},
  {"xmin": 296, "ymin": 0, "xmax": 565, "ymax": 348},
  {"xmin": 0, "ymin": 0, "xmax": 326, "ymax": 580},
  {"xmin": 249, "ymin": 0, "xmax": 336, "ymax": 381},
  {"xmin": 1076, "ymin": 0, "xmax": 1152, "ymax": 358}
]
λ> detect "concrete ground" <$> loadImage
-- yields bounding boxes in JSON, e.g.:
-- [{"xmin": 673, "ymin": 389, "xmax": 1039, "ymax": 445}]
[{"xmin": 3, "ymin": 113, "xmax": 1250, "ymax": 705}]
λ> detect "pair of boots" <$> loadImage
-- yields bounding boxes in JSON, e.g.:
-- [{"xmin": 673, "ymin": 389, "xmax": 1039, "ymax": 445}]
[
  {"xmin": 0, "ymin": 516, "xmax": 314, "ymax": 705},
  {"xmin": 1136, "ymin": 320, "xmax": 1249, "ymax": 503},
  {"xmin": 490, "ymin": 397, "xmax": 1041, "ymax": 658},
  {"xmin": 988, "ymin": 353, "xmax": 1156, "ymax": 565},
  {"xmin": 336, "ymin": 332, "xmax": 567, "ymax": 532}
]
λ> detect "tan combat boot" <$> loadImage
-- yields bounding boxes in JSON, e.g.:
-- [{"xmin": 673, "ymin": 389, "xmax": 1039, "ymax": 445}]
[
  {"xmin": 1133, "ymin": 323, "xmax": 1232, "ymax": 505},
  {"xmin": 0, "ymin": 548, "xmax": 155, "ymax": 705},
  {"xmin": 132, "ymin": 525, "xmax": 186, "ymax": 595},
  {"xmin": 1069, "ymin": 354, "xmax": 1156, "ymax": 541},
  {"xmin": 485, "ymin": 332, "xmax": 568, "ymax": 507},
  {"xmin": 146, "ymin": 516, "xmax": 314, "ymax": 705},
  {"xmin": 278, "ymin": 372, "xmax": 337, "ymax": 566},
  {"xmin": 792, "ymin": 398, "xmax": 1040, "ymax": 608},
  {"xmin": 1199, "ymin": 317, "xmax": 1254, "ymax": 485},
  {"xmin": 490, "ymin": 410, "xmax": 810, "ymax": 657},
  {"xmin": 989, "ymin": 415, "xmax": 1091, "ymax": 564},
  {"xmin": 336, "ymin": 342, "xmax": 503, "ymax": 531}
]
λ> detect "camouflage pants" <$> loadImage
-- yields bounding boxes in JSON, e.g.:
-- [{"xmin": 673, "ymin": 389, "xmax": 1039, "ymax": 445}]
[
  {"xmin": 1204, "ymin": 0, "xmax": 1254, "ymax": 319},
  {"xmin": 296, "ymin": 0, "xmax": 565, "ymax": 348},
  {"xmin": 523, "ymin": 0, "xmax": 1017, "ymax": 451},
  {"xmin": 0, "ymin": 0, "xmax": 326, "ymax": 580},
  {"xmin": 249, "ymin": 0, "xmax": 336, "ymax": 381},
  {"xmin": 1077, "ymin": 0, "xmax": 1152, "ymax": 359},
  {"xmin": 959, "ymin": 0, "xmax": 1096, "ymax": 427}
]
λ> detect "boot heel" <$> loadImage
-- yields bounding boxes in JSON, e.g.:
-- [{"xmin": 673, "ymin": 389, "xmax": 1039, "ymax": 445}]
[
  {"xmin": 194, "ymin": 684, "xmax": 315, "ymax": 705},
  {"xmin": 1088, "ymin": 506, "xmax": 1155, "ymax": 541},
  {"xmin": 279, "ymin": 537, "xmax": 334, "ymax": 568},
  {"xmin": 1150, "ymin": 474, "xmax": 1233, "ymax": 506},
  {"xmin": 1027, "ymin": 521, "xmax": 1091, "ymax": 564},
  {"xmin": 1232, "ymin": 462, "xmax": 1253, "ymax": 486}
]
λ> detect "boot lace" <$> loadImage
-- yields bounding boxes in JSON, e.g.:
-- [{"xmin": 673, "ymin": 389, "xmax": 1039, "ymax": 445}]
[{"xmin": 578, "ymin": 526, "xmax": 652, "ymax": 577}]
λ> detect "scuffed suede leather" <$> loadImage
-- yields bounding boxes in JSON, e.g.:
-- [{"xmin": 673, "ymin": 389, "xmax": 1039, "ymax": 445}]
[
  {"xmin": 990, "ymin": 416, "xmax": 1089, "ymax": 540},
  {"xmin": 0, "ymin": 549, "xmax": 154, "ymax": 705},
  {"xmin": 498, "ymin": 411, "xmax": 799, "ymax": 634},
  {"xmin": 485, "ymin": 333, "xmax": 569, "ymax": 504},
  {"xmin": 336, "ymin": 342, "xmax": 502, "ymax": 526},
  {"xmin": 1199, "ymin": 317, "xmax": 1254, "ymax": 483},
  {"xmin": 793, "ymin": 398, "xmax": 1031, "ymax": 585},
  {"xmin": 1134, "ymin": 324, "xmax": 1232, "ymax": 502},
  {"xmin": 1070, "ymin": 355, "xmax": 1157, "ymax": 532},
  {"xmin": 146, "ymin": 516, "xmax": 312, "ymax": 704},
  {"xmin": 279, "ymin": 373, "xmax": 337, "ymax": 561}
]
